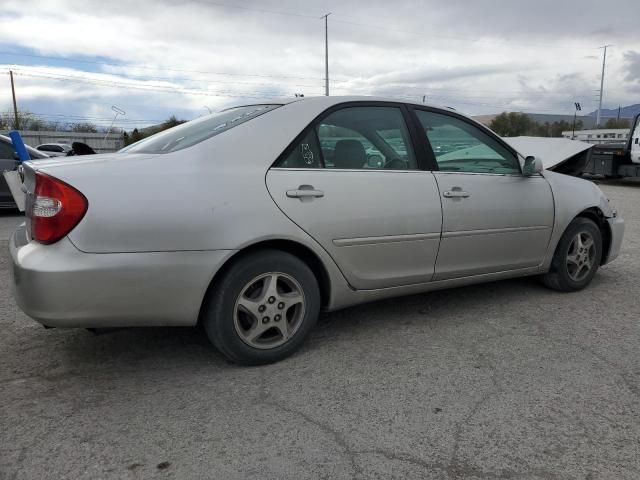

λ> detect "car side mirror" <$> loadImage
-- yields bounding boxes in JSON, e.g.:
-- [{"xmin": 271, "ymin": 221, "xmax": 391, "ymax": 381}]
[{"xmin": 523, "ymin": 156, "xmax": 543, "ymax": 176}]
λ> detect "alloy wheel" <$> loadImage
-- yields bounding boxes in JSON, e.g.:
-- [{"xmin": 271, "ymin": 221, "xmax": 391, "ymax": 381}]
[
  {"xmin": 566, "ymin": 231, "xmax": 596, "ymax": 282},
  {"xmin": 233, "ymin": 272, "xmax": 306, "ymax": 349}
]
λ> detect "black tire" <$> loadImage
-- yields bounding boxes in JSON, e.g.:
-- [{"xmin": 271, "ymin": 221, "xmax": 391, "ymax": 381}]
[
  {"xmin": 541, "ymin": 217, "xmax": 603, "ymax": 292},
  {"xmin": 202, "ymin": 249, "xmax": 320, "ymax": 365}
]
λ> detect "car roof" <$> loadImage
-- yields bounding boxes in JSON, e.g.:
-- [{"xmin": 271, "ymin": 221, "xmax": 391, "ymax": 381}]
[{"xmin": 232, "ymin": 95, "xmax": 456, "ymax": 111}]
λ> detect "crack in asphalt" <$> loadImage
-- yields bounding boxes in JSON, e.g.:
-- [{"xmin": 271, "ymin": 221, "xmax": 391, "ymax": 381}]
[
  {"xmin": 262, "ymin": 400, "xmax": 365, "ymax": 478},
  {"xmin": 481, "ymin": 328, "xmax": 639, "ymax": 401},
  {"xmin": 446, "ymin": 377, "xmax": 501, "ymax": 478},
  {"xmin": 256, "ymin": 342, "xmax": 565, "ymax": 480}
]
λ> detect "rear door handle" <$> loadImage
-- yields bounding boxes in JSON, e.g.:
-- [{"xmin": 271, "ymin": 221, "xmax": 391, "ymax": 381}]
[
  {"xmin": 443, "ymin": 190, "xmax": 470, "ymax": 198},
  {"xmin": 286, "ymin": 186, "xmax": 324, "ymax": 199}
]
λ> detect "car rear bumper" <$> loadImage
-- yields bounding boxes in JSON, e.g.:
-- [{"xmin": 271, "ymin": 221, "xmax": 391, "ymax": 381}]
[
  {"xmin": 10, "ymin": 223, "xmax": 234, "ymax": 327},
  {"xmin": 604, "ymin": 216, "xmax": 625, "ymax": 265}
]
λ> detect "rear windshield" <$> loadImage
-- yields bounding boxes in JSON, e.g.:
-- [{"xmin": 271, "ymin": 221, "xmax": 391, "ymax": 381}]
[{"xmin": 121, "ymin": 104, "xmax": 280, "ymax": 154}]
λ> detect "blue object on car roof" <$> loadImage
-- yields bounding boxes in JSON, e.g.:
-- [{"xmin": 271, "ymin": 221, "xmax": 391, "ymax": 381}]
[{"xmin": 9, "ymin": 131, "xmax": 31, "ymax": 162}]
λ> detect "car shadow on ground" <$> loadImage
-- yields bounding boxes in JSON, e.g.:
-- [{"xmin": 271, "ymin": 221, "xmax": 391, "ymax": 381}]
[{"xmin": 50, "ymin": 275, "xmax": 545, "ymax": 372}]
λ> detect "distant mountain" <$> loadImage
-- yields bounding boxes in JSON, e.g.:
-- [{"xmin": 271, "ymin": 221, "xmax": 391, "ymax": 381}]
[{"xmin": 586, "ymin": 104, "xmax": 640, "ymax": 119}]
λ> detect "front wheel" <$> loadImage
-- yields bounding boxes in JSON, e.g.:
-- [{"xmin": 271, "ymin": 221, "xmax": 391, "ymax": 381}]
[
  {"xmin": 202, "ymin": 250, "xmax": 320, "ymax": 365},
  {"xmin": 541, "ymin": 217, "xmax": 603, "ymax": 292}
]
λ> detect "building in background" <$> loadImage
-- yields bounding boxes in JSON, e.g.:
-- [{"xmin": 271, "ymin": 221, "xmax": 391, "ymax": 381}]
[{"xmin": 561, "ymin": 128, "xmax": 630, "ymax": 144}]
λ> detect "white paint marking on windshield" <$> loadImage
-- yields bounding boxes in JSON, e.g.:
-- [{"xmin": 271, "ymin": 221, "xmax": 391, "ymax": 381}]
[{"xmin": 161, "ymin": 136, "xmax": 186, "ymax": 151}]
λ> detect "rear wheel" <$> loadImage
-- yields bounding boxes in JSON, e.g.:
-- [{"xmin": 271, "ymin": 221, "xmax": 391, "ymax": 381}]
[
  {"xmin": 542, "ymin": 217, "xmax": 602, "ymax": 292},
  {"xmin": 203, "ymin": 250, "xmax": 320, "ymax": 365}
]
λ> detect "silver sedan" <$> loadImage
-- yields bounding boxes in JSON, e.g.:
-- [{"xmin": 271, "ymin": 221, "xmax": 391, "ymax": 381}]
[{"xmin": 9, "ymin": 97, "xmax": 624, "ymax": 364}]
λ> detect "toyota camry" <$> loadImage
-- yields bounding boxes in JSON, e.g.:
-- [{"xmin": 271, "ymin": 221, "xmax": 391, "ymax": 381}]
[{"xmin": 9, "ymin": 96, "xmax": 624, "ymax": 364}]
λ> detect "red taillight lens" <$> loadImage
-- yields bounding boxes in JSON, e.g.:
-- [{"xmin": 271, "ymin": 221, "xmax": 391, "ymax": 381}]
[{"xmin": 28, "ymin": 172, "xmax": 88, "ymax": 244}]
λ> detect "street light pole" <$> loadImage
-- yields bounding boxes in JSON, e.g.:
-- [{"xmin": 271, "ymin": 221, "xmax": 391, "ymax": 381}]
[
  {"xmin": 572, "ymin": 102, "xmax": 581, "ymax": 140},
  {"xmin": 322, "ymin": 13, "xmax": 331, "ymax": 96}
]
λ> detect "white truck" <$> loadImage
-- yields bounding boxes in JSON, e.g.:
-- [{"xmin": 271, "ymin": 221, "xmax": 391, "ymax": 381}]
[{"xmin": 582, "ymin": 114, "xmax": 640, "ymax": 178}]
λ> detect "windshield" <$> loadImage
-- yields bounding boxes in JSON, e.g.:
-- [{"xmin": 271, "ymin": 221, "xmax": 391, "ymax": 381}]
[{"xmin": 121, "ymin": 104, "xmax": 280, "ymax": 154}]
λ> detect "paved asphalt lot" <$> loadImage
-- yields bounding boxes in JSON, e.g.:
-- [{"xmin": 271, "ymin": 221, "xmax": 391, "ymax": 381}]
[{"xmin": 1, "ymin": 179, "xmax": 639, "ymax": 480}]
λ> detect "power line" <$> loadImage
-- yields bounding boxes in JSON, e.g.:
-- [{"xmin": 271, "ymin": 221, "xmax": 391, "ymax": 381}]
[
  {"xmin": 5, "ymin": 69, "xmax": 608, "ymax": 116},
  {"xmin": 0, "ymin": 51, "xmax": 329, "ymax": 81},
  {"xmin": 2, "ymin": 69, "xmax": 324, "ymax": 98},
  {"xmin": 0, "ymin": 111, "xmax": 166, "ymax": 123},
  {"xmin": 192, "ymin": 0, "xmax": 322, "ymax": 19},
  {"xmin": 7, "ymin": 65, "xmax": 602, "ymax": 102},
  {"xmin": 4, "ymin": 66, "xmax": 323, "ymax": 91},
  {"xmin": 330, "ymin": 84, "xmax": 590, "ymax": 99},
  {"xmin": 330, "ymin": 18, "xmax": 599, "ymax": 50},
  {"xmin": 79, "ymin": 71, "xmax": 324, "ymax": 89}
]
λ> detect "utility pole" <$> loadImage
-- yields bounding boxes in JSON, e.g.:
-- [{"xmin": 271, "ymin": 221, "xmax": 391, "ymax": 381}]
[
  {"xmin": 596, "ymin": 45, "xmax": 613, "ymax": 128},
  {"xmin": 9, "ymin": 70, "xmax": 19, "ymax": 130},
  {"xmin": 322, "ymin": 13, "xmax": 331, "ymax": 96}
]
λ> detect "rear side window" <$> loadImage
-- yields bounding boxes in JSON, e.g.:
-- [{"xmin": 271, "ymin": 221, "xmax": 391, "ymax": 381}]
[
  {"xmin": 121, "ymin": 104, "xmax": 280, "ymax": 154},
  {"xmin": 279, "ymin": 129, "xmax": 323, "ymax": 168}
]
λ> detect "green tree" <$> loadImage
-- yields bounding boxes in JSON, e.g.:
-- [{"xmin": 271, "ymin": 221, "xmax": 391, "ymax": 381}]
[
  {"xmin": 604, "ymin": 118, "xmax": 631, "ymax": 129},
  {"xmin": 550, "ymin": 120, "xmax": 572, "ymax": 137},
  {"xmin": 126, "ymin": 128, "xmax": 144, "ymax": 145},
  {"xmin": 70, "ymin": 122, "xmax": 98, "ymax": 133},
  {"xmin": 489, "ymin": 112, "xmax": 535, "ymax": 137},
  {"xmin": 490, "ymin": 112, "xmax": 583, "ymax": 138},
  {"xmin": 0, "ymin": 111, "xmax": 63, "ymax": 131},
  {"xmin": 124, "ymin": 116, "xmax": 187, "ymax": 146}
]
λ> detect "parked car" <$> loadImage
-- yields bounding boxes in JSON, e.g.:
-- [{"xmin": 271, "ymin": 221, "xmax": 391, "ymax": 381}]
[
  {"xmin": 0, "ymin": 134, "xmax": 48, "ymax": 209},
  {"xmin": 35, "ymin": 143, "xmax": 73, "ymax": 157},
  {"xmin": 9, "ymin": 97, "xmax": 624, "ymax": 365}
]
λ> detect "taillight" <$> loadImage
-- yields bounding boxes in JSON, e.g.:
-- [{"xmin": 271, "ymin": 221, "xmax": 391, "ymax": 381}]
[{"xmin": 27, "ymin": 172, "xmax": 88, "ymax": 244}]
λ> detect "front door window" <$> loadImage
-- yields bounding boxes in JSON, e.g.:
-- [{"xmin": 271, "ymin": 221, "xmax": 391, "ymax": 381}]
[{"xmin": 415, "ymin": 110, "xmax": 520, "ymax": 175}]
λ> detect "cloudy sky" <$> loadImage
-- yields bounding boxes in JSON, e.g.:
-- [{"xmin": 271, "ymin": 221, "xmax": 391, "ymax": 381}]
[{"xmin": 1, "ymin": 0, "xmax": 639, "ymax": 130}]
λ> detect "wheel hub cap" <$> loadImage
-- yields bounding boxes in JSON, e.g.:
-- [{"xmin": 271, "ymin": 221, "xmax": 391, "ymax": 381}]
[
  {"xmin": 566, "ymin": 231, "xmax": 595, "ymax": 282},
  {"xmin": 233, "ymin": 272, "xmax": 306, "ymax": 350}
]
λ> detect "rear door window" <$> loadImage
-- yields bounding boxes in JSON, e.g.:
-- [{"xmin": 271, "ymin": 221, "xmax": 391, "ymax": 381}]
[{"xmin": 276, "ymin": 106, "xmax": 417, "ymax": 170}]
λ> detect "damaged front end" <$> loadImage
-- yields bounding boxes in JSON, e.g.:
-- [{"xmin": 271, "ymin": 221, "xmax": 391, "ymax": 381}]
[{"xmin": 503, "ymin": 136, "xmax": 593, "ymax": 176}]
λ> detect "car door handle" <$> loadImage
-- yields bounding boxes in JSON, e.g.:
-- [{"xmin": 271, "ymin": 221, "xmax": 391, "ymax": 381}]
[
  {"xmin": 443, "ymin": 190, "xmax": 470, "ymax": 198},
  {"xmin": 286, "ymin": 187, "xmax": 324, "ymax": 199}
]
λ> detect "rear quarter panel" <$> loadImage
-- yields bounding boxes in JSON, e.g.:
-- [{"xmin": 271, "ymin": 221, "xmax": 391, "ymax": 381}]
[
  {"xmin": 31, "ymin": 103, "xmax": 355, "ymax": 309},
  {"xmin": 37, "ymin": 100, "xmax": 340, "ymax": 253}
]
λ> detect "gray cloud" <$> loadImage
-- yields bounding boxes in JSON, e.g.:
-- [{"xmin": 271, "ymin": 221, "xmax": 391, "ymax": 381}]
[
  {"xmin": 623, "ymin": 51, "xmax": 640, "ymax": 83},
  {"xmin": 0, "ymin": 0, "xmax": 638, "ymax": 125}
]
